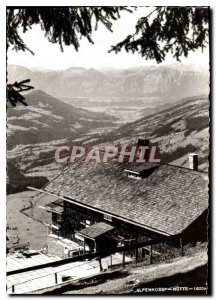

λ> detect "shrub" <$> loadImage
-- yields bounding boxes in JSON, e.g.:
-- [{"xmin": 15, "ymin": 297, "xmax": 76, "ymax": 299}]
[
  {"xmin": 184, "ymin": 116, "xmax": 209, "ymax": 137},
  {"xmin": 161, "ymin": 144, "xmax": 198, "ymax": 163},
  {"xmin": 7, "ymin": 161, "xmax": 49, "ymax": 195}
]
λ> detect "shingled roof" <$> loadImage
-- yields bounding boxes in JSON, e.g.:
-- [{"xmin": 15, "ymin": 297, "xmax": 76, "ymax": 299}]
[
  {"xmin": 44, "ymin": 157, "xmax": 208, "ymax": 237},
  {"xmin": 78, "ymin": 222, "xmax": 114, "ymax": 239},
  {"xmin": 45, "ymin": 199, "xmax": 64, "ymax": 214}
]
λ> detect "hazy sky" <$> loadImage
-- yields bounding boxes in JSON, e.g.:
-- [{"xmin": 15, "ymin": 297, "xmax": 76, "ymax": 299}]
[{"xmin": 8, "ymin": 7, "xmax": 209, "ymax": 70}]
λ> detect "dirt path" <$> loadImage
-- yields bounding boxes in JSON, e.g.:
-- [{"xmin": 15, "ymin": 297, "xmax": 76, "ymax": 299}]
[
  {"xmin": 7, "ymin": 191, "xmax": 48, "ymax": 249},
  {"xmin": 64, "ymin": 251, "xmax": 208, "ymax": 295}
]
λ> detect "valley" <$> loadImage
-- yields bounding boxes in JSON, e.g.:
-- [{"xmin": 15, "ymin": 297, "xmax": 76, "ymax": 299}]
[
  {"xmin": 7, "ymin": 64, "xmax": 209, "ymax": 195},
  {"xmin": 60, "ymin": 96, "xmax": 168, "ymax": 123}
]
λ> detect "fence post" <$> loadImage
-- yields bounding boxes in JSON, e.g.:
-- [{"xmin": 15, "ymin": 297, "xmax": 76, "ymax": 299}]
[
  {"xmin": 135, "ymin": 234, "xmax": 138, "ymax": 265},
  {"xmin": 98, "ymin": 257, "xmax": 103, "ymax": 271},
  {"xmin": 12, "ymin": 285, "xmax": 15, "ymax": 293},
  {"xmin": 83, "ymin": 239, "xmax": 86, "ymax": 255},
  {"xmin": 150, "ymin": 245, "xmax": 153, "ymax": 264},
  {"xmin": 180, "ymin": 238, "xmax": 184, "ymax": 256},
  {"xmin": 122, "ymin": 250, "xmax": 126, "ymax": 267},
  {"xmin": 55, "ymin": 273, "xmax": 58, "ymax": 284}
]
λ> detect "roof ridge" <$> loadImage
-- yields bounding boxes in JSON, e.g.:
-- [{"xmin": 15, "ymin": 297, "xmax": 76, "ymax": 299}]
[
  {"xmin": 159, "ymin": 162, "xmax": 208, "ymax": 174},
  {"xmin": 85, "ymin": 146, "xmax": 208, "ymax": 174}
]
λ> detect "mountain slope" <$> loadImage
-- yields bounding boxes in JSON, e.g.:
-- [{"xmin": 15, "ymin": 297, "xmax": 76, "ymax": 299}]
[
  {"xmin": 98, "ymin": 95, "xmax": 209, "ymax": 170},
  {"xmin": 7, "ymin": 90, "xmax": 117, "ymax": 149},
  {"xmin": 7, "ymin": 94, "xmax": 209, "ymax": 188}
]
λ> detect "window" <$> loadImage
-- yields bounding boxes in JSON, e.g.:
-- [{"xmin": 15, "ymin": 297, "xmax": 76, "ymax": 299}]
[
  {"xmin": 86, "ymin": 220, "xmax": 91, "ymax": 226},
  {"xmin": 124, "ymin": 169, "xmax": 141, "ymax": 180},
  {"xmin": 52, "ymin": 212, "xmax": 62, "ymax": 226},
  {"xmin": 128, "ymin": 173, "xmax": 141, "ymax": 180},
  {"xmin": 104, "ymin": 214, "xmax": 112, "ymax": 222},
  {"xmin": 80, "ymin": 219, "xmax": 91, "ymax": 227}
]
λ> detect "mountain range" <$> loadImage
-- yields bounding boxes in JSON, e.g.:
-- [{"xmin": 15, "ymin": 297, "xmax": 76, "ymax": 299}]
[{"xmin": 8, "ymin": 64, "xmax": 209, "ymax": 100}]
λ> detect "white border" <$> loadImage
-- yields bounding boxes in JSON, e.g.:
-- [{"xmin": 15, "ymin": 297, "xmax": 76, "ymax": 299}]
[{"xmin": 1, "ymin": 1, "xmax": 214, "ymax": 299}]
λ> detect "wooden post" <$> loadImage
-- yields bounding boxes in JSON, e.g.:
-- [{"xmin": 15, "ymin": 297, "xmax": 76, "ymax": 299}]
[
  {"xmin": 55, "ymin": 273, "xmax": 58, "ymax": 284},
  {"xmin": 83, "ymin": 239, "xmax": 86, "ymax": 255},
  {"xmin": 150, "ymin": 245, "xmax": 153, "ymax": 264},
  {"xmin": 110, "ymin": 254, "xmax": 112, "ymax": 269},
  {"xmin": 180, "ymin": 237, "xmax": 184, "ymax": 256},
  {"xmin": 143, "ymin": 248, "xmax": 145, "ymax": 258},
  {"xmin": 135, "ymin": 236, "xmax": 138, "ymax": 265},
  {"xmin": 122, "ymin": 250, "xmax": 126, "ymax": 267},
  {"xmin": 63, "ymin": 201, "xmax": 66, "ymax": 238},
  {"xmin": 98, "ymin": 257, "xmax": 103, "ymax": 272}
]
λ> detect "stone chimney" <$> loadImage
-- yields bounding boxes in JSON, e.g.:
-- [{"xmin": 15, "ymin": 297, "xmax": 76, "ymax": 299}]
[
  {"xmin": 137, "ymin": 139, "xmax": 150, "ymax": 147},
  {"xmin": 137, "ymin": 139, "xmax": 150, "ymax": 162},
  {"xmin": 188, "ymin": 153, "xmax": 199, "ymax": 171}
]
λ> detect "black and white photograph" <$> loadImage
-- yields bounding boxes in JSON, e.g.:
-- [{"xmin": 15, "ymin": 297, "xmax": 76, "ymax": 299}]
[{"xmin": 6, "ymin": 5, "xmax": 210, "ymax": 295}]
